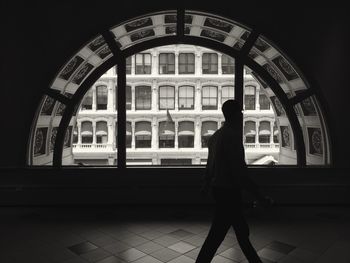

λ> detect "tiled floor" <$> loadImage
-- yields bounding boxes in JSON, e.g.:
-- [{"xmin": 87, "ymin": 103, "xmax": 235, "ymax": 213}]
[{"xmin": 0, "ymin": 206, "xmax": 349, "ymax": 263}]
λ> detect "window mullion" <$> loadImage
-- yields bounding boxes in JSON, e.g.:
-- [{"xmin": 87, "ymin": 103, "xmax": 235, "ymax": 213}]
[{"xmin": 117, "ymin": 57, "xmax": 126, "ymax": 168}]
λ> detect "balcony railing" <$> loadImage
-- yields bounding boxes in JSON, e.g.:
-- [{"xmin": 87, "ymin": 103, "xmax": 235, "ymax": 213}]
[{"xmin": 73, "ymin": 144, "xmax": 113, "ymax": 150}]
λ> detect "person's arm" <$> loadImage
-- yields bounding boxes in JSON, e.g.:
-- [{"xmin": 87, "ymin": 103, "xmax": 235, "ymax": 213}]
[{"xmin": 201, "ymin": 137, "xmax": 213, "ymax": 194}]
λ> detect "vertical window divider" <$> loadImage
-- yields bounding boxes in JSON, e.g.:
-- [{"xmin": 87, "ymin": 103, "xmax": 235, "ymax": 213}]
[{"xmin": 117, "ymin": 57, "xmax": 126, "ymax": 169}]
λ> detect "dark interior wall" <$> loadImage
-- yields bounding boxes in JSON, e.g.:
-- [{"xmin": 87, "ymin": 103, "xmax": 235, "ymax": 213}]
[{"xmin": 1, "ymin": 1, "xmax": 349, "ymax": 168}]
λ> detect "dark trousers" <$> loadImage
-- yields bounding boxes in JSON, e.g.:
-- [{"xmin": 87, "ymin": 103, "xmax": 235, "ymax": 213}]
[{"xmin": 196, "ymin": 187, "xmax": 262, "ymax": 263}]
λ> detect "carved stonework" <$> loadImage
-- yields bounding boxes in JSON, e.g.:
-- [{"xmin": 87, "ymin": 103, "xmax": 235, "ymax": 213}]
[
  {"xmin": 59, "ymin": 56, "xmax": 84, "ymax": 80},
  {"xmin": 130, "ymin": 29, "xmax": 155, "ymax": 42},
  {"xmin": 125, "ymin": 18, "xmax": 152, "ymax": 32},
  {"xmin": 50, "ymin": 127, "xmax": 58, "ymax": 152},
  {"xmin": 34, "ymin": 127, "xmax": 48, "ymax": 156},
  {"xmin": 200, "ymin": 29, "xmax": 225, "ymax": 42},
  {"xmin": 71, "ymin": 63, "xmax": 94, "ymax": 85},
  {"xmin": 204, "ymin": 18, "xmax": 233, "ymax": 33},
  {"xmin": 40, "ymin": 96, "xmax": 56, "ymax": 115},
  {"xmin": 88, "ymin": 36, "xmax": 105, "ymax": 52},
  {"xmin": 280, "ymin": 126, "xmax": 291, "ymax": 148},
  {"xmin": 272, "ymin": 56, "xmax": 298, "ymax": 81},
  {"xmin": 308, "ymin": 127, "xmax": 323, "ymax": 155}
]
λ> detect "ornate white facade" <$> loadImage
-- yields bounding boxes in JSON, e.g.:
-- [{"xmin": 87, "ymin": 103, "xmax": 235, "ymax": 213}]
[{"xmin": 72, "ymin": 45, "xmax": 279, "ymax": 165}]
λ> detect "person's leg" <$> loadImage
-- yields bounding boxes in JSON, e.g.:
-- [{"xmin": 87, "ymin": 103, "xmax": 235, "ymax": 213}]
[
  {"xmin": 196, "ymin": 188, "xmax": 231, "ymax": 263},
  {"xmin": 232, "ymin": 212, "xmax": 262, "ymax": 263}
]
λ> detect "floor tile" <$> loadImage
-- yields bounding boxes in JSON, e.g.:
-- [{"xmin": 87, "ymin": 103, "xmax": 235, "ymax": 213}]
[
  {"xmin": 150, "ymin": 247, "xmax": 182, "ymax": 262},
  {"xmin": 68, "ymin": 242, "xmax": 99, "ymax": 255},
  {"xmin": 116, "ymin": 248, "xmax": 146, "ymax": 262},
  {"xmin": 96, "ymin": 255, "xmax": 126, "ymax": 263},
  {"xmin": 219, "ymin": 247, "xmax": 246, "ymax": 261},
  {"xmin": 135, "ymin": 241, "xmax": 163, "ymax": 254},
  {"xmin": 168, "ymin": 241, "xmax": 196, "ymax": 253},
  {"xmin": 266, "ymin": 240, "xmax": 296, "ymax": 254},
  {"xmin": 102, "ymin": 241, "xmax": 131, "ymax": 254},
  {"xmin": 167, "ymin": 255, "xmax": 195, "ymax": 263},
  {"xmin": 168, "ymin": 229, "xmax": 194, "ymax": 239},
  {"xmin": 257, "ymin": 248, "xmax": 285, "ymax": 262},
  {"xmin": 153, "ymin": 234, "xmax": 180, "ymax": 247},
  {"xmin": 132, "ymin": 255, "xmax": 163, "ymax": 263},
  {"xmin": 81, "ymin": 248, "xmax": 111, "ymax": 262}
]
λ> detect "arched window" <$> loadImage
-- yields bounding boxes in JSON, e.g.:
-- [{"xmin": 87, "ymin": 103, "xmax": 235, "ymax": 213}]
[
  {"xmin": 81, "ymin": 121, "xmax": 93, "ymax": 144},
  {"xmin": 259, "ymin": 92, "xmax": 270, "ymax": 110},
  {"xmin": 178, "ymin": 121, "xmax": 194, "ymax": 148},
  {"xmin": 135, "ymin": 53, "xmax": 152, "ymax": 74},
  {"xmin": 201, "ymin": 121, "xmax": 218, "ymax": 148},
  {"xmin": 159, "ymin": 86, "xmax": 175, "ymax": 110},
  {"xmin": 259, "ymin": 121, "xmax": 271, "ymax": 143},
  {"xmin": 30, "ymin": 10, "xmax": 331, "ymax": 167},
  {"xmin": 81, "ymin": 89, "xmax": 92, "ymax": 110},
  {"xmin": 96, "ymin": 85, "xmax": 107, "ymax": 110},
  {"xmin": 179, "ymin": 53, "xmax": 195, "ymax": 74},
  {"xmin": 245, "ymin": 85, "xmax": 256, "ymax": 110},
  {"xmin": 159, "ymin": 121, "xmax": 175, "ymax": 148},
  {"xmin": 96, "ymin": 121, "xmax": 108, "ymax": 144},
  {"xmin": 244, "ymin": 121, "xmax": 256, "ymax": 144},
  {"xmin": 178, "ymin": 86, "xmax": 194, "ymax": 110},
  {"xmin": 135, "ymin": 121, "xmax": 151, "ymax": 148},
  {"xmin": 202, "ymin": 53, "xmax": 218, "ymax": 74},
  {"xmin": 159, "ymin": 53, "xmax": 175, "ymax": 74},
  {"xmin": 221, "ymin": 54, "xmax": 234, "ymax": 74},
  {"xmin": 221, "ymin": 86, "xmax": 234, "ymax": 105},
  {"xmin": 202, "ymin": 86, "xmax": 218, "ymax": 110},
  {"xmin": 135, "ymin": 86, "xmax": 152, "ymax": 110}
]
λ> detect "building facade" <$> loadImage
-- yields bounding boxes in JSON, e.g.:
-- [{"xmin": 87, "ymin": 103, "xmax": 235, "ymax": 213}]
[{"xmin": 72, "ymin": 45, "xmax": 279, "ymax": 165}]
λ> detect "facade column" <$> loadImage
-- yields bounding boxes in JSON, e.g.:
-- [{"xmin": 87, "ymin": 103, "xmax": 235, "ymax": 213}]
[
  {"xmin": 131, "ymin": 55, "xmax": 135, "ymax": 75},
  {"xmin": 256, "ymin": 87, "xmax": 260, "ymax": 111},
  {"xmin": 107, "ymin": 79, "xmax": 114, "ymax": 111},
  {"xmin": 92, "ymin": 122, "xmax": 96, "ymax": 144},
  {"xmin": 195, "ymin": 80, "xmax": 201, "ymax": 111},
  {"xmin": 255, "ymin": 121, "xmax": 259, "ymax": 146},
  {"xmin": 152, "ymin": 50, "xmax": 158, "ymax": 75},
  {"xmin": 107, "ymin": 117, "xmax": 114, "ymax": 147},
  {"xmin": 218, "ymin": 85, "xmax": 222, "ymax": 110},
  {"xmin": 175, "ymin": 51, "xmax": 179, "ymax": 75},
  {"xmin": 92, "ymin": 87, "xmax": 97, "ymax": 111},
  {"xmin": 196, "ymin": 49, "xmax": 201, "ymax": 75},
  {"xmin": 77, "ymin": 121, "xmax": 82, "ymax": 144},
  {"xmin": 152, "ymin": 80, "xmax": 158, "ymax": 111},
  {"xmin": 270, "ymin": 120, "xmax": 274, "ymax": 145},
  {"xmin": 218, "ymin": 53, "xmax": 222, "ymax": 75},
  {"xmin": 131, "ymin": 122, "xmax": 135, "ymax": 149},
  {"xmin": 175, "ymin": 83, "xmax": 179, "ymax": 111},
  {"xmin": 195, "ymin": 117, "xmax": 201, "ymax": 149},
  {"xmin": 151, "ymin": 117, "xmax": 158, "ymax": 149},
  {"xmin": 131, "ymin": 85, "xmax": 135, "ymax": 111},
  {"xmin": 175, "ymin": 121, "xmax": 178, "ymax": 149}
]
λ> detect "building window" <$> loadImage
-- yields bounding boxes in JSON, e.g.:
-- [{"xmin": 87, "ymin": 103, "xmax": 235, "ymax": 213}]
[
  {"xmin": 245, "ymin": 85, "xmax": 256, "ymax": 110},
  {"xmin": 178, "ymin": 86, "xmax": 194, "ymax": 110},
  {"xmin": 126, "ymin": 122, "xmax": 132, "ymax": 148},
  {"xmin": 81, "ymin": 121, "xmax": 93, "ymax": 143},
  {"xmin": 259, "ymin": 93, "xmax": 270, "ymax": 110},
  {"xmin": 81, "ymin": 89, "xmax": 92, "ymax": 110},
  {"xmin": 135, "ymin": 86, "xmax": 152, "ymax": 110},
  {"xmin": 202, "ymin": 86, "xmax": 218, "ymax": 110},
  {"xmin": 159, "ymin": 121, "xmax": 175, "ymax": 148},
  {"xmin": 273, "ymin": 123, "xmax": 279, "ymax": 143},
  {"xmin": 222, "ymin": 54, "xmax": 234, "ymax": 74},
  {"xmin": 73, "ymin": 126, "xmax": 78, "ymax": 143},
  {"xmin": 178, "ymin": 121, "xmax": 194, "ymax": 148},
  {"xmin": 159, "ymin": 86, "xmax": 175, "ymax": 110},
  {"xmin": 259, "ymin": 121, "xmax": 271, "ymax": 143},
  {"xmin": 126, "ymin": 86, "xmax": 132, "ymax": 110},
  {"xmin": 126, "ymin": 56, "xmax": 132, "ymax": 74},
  {"xmin": 135, "ymin": 122, "xmax": 151, "ymax": 148},
  {"xmin": 221, "ymin": 86, "xmax": 234, "ymax": 105},
  {"xmin": 159, "ymin": 53, "xmax": 175, "ymax": 74},
  {"xmin": 96, "ymin": 85, "xmax": 108, "ymax": 110},
  {"xmin": 201, "ymin": 121, "xmax": 218, "ymax": 148},
  {"xmin": 135, "ymin": 53, "xmax": 151, "ymax": 74},
  {"xmin": 96, "ymin": 121, "xmax": 108, "ymax": 144},
  {"xmin": 244, "ymin": 121, "xmax": 256, "ymax": 143},
  {"xmin": 202, "ymin": 53, "xmax": 218, "ymax": 74},
  {"xmin": 179, "ymin": 53, "xmax": 195, "ymax": 74}
]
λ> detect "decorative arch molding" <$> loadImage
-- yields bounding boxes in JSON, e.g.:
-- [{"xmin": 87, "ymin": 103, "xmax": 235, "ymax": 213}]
[{"xmin": 29, "ymin": 9, "xmax": 332, "ymax": 168}]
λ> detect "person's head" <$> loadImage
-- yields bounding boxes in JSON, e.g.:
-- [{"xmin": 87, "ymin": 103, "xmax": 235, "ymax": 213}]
[{"xmin": 222, "ymin": 100, "xmax": 242, "ymax": 123}]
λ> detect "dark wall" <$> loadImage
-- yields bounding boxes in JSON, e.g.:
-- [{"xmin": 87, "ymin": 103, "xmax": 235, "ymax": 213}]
[{"xmin": 1, "ymin": 1, "xmax": 349, "ymax": 168}]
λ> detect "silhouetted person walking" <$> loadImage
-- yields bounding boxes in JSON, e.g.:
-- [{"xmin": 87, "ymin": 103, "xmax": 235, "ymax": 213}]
[{"xmin": 196, "ymin": 100, "xmax": 272, "ymax": 263}]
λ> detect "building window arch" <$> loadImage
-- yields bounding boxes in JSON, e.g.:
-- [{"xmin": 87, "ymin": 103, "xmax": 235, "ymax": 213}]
[{"xmin": 29, "ymin": 10, "xmax": 332, "ymax": 167}]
